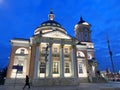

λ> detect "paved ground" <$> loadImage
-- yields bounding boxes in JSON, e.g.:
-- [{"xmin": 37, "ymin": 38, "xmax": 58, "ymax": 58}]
[{"xmin": 0, "ymin": 82, "xmax": 120, "ymax": 90}]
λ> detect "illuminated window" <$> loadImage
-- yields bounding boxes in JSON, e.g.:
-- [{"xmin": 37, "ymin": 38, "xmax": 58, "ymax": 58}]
[
  {"xmin": 78, "ymin": 63, "xmax": 83, "ymax": 73},
  {"xmin": 15, "ymin": 48, "xmax": 28, "ymax": 54},
  {"xmin": 47, "ymin": 23, "xmax": 50, "ymax": 25},
  {"xmin": 64, "ymin": 48, "xmax": 68, "ymax": 54},
  {"xmin": 65, "ymin": 62, "xmax": 70, "ymax": 73},
  {"xmin": 40, "ymin": 62, "xmax": 45, "ymax": 73},
  {"xmin": 53, "ymin": 62, "xmax": 59, "ymax": 74}
]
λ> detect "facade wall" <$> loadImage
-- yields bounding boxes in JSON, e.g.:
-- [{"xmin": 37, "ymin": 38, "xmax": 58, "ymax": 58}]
[
  {"xmin": 7, "ymin": 46, "xmax": 17, "ymax": 78},
  {"xmin": 7, "ymin": 46, "xmax": 30, "ymax": 78}
]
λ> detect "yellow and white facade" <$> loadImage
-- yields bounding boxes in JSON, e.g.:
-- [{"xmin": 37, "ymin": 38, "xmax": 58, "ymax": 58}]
[{"xmin": 6, "ymin": 11, "xmax": 97, "ymax": 85}]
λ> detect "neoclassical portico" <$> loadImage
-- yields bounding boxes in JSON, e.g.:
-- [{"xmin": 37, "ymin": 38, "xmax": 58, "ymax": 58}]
[{"xmin": 32, "ymin": 36, "xmax": 77, "ymax": 79}]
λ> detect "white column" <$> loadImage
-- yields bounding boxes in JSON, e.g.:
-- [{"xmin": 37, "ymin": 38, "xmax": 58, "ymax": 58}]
[
  {"xmin": 60, "ymin": 45, "xmax": 64, "ymax": 78},
  {"xmin": 33, "ymin": 45, "xmax": 40, "ymax": 79},
  {"xmin": 48, "ymin": 44, "xmax": 52, "ymax": 78},
  {"xmin": 71, "ymin": 45, "xmax": 77, "ymax": 78}
]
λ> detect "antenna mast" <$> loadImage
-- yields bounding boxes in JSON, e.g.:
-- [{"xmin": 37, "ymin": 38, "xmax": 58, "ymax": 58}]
[{"xmin": 106, "ymin": 34, "xmax": 115, "ymax": 73}]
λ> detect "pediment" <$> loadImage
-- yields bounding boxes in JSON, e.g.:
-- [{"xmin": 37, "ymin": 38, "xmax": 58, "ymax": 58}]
[{"xmin": 42, "ymin": 31, "xmax": 72, "ymax": 39}]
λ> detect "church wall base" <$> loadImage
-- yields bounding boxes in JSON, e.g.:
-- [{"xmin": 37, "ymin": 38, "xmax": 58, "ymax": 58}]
[
  {"xmin": 5, "ymin": 78, "xmax": 25, "ymax": 85},
  {"xmin": 79, "ymin": 77, "xmax": 89, "ymax": 83},
  {"xmin": 32, "ymin": 78, "xmax": 80, "ymax": 86},
  {"xmin": 5, "ymin": 78, "xmax": 89, "ymax": 86}
]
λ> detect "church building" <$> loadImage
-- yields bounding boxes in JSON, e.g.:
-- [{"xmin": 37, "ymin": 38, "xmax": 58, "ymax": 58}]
[{"xmin": 5, "ymin": 11, "xmax": 97, "ymax": 86}]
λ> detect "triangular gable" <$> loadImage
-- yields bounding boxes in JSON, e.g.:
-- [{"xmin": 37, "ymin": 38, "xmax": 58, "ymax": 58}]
[{"xmin": 42, "ymin": 31, "xmax": 72, "ymax": 39}]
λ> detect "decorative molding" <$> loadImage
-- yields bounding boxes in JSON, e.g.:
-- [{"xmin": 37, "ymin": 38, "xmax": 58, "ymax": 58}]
[
  {"xmin": 33, "ymin": 36, "xmax": 76, "ymax": 45},
  {"xmin": 42, "ymin": 31, "xmax": 71, "ymax": 39}
]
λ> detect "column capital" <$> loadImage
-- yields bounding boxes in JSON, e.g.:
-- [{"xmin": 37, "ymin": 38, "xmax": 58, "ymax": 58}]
[
  {"xmin": 36, "ymin": 43, "xmax": 40, "ymax": 46},
  {"xmin": 47, "ymin": 43, "xmax": 53, "ymax": 47},
  {"xmin": 71, "ymin": 44, "xmax": 76, "ymax": 49}
]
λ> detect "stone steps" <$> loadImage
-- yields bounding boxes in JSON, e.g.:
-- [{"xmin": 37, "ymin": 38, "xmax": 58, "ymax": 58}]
[{"xmin": 92, "ymin": 77, "xmax": 108, "ymax": 83}]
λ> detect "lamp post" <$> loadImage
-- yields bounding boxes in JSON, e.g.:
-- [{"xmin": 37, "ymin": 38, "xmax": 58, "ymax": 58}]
[{"xmin": 45, "ymin": 44, "xmax": 49, "ymax": 78}]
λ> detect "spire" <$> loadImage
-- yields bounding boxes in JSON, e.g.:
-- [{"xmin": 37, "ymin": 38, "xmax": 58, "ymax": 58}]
[
  {"xmin": 80, "ymin": 16, "xmax": 83, "ymax": 21},
  {"xmin": 80, "ymin": 16, "xmax": 85, "ymax": 22},
  {"xmin": 77, "ymin": 16, "xmax": 85, "ymax": 24},
  {"xmin": 48, "ymin": 9, "xmax": 55, "ymax": 20}
]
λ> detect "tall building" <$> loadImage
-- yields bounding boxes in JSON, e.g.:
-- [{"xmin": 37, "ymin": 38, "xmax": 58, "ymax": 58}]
[{"xmin": 5, "ymin": 11, "xmax": 97, "ymax": 86}]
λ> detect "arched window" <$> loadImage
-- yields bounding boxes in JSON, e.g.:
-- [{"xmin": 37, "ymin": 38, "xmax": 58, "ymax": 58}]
[
  {"xmin": 77, "ymin": 51, "xmax": 85, "ymax": 57},
  {"xmin": 15, "ymin": 48, "xmax": 28, "ymax": 54}
]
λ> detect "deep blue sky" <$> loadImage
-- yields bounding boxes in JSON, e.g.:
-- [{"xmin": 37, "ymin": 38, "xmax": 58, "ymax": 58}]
[{"xmin": 0, "ymin": 0, "xmax": 120, "ymax": 72}]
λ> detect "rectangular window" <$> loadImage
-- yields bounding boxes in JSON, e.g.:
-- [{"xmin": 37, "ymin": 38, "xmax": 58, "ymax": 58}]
[
  {"xmin": 64, "ymin": 48, "xmax": 68, "ymax": 54},
  {"xmin": 40, "ymin": 62, "xmax": 46, "ymax": 73},
  {"xmin": 17, "ymin": 61, "xmax": 24, "ymax": 74},
  {"xmin": 53, "ymin": 62, "xmax": 59, "ymax": 74},
  {"xmin": 65, "ymin": 62, "xmax": 70, "ymax": 73},
  {"xmin": 79, "ymin": 63, "xmax": 83, "ymax": 73}
]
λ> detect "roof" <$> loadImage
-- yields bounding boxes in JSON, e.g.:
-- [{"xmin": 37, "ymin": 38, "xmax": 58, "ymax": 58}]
[{"xmin": 13, "ymin": 38, "xmax": 30, "ymax": 41}]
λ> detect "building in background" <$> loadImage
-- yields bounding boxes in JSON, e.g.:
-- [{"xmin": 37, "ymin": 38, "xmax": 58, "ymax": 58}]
[{"xmin": 5, "ymin": 11, "xmax": 97, "ymax": 85}]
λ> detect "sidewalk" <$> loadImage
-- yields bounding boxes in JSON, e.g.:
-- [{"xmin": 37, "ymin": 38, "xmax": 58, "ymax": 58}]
[{"xmin": 0, "ymin": 82, "xmax": 120, "ymax": 90}]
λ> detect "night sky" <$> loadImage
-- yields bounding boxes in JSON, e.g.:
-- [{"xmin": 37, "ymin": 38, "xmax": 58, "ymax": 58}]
[{"xmin": 0, "ymin": 0, "xmax": 120, "ymax": 72}]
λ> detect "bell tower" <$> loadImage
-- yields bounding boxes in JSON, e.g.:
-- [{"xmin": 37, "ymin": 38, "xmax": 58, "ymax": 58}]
[{"xmin": 74, "ymin": 17, "xmax": 91, "ymax": 42}]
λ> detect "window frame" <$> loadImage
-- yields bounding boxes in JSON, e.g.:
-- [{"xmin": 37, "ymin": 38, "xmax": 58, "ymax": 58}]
[
  {"xmin": 64, "ymin": 62, "xmax": 70, "ymax": 73},
  {"xmin": 40, "ymin": 62, "xmax": 46, "ymax": 73},
  {"xmin": 53, "ymin": 62, "xmax": 59, "ymax": 74},
  {"xmin": 78, "ymin": 62, "xmax": 83, "ymax": 74}
]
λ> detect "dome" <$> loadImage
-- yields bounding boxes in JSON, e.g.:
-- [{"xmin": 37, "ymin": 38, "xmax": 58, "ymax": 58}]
[
  {"xmin": 34, "ymin": 10, "xmax": 67, "ymax": 35},
  {"xmin": 40, "ymin": 10, "xmax": 62, "ymax": 27}
]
